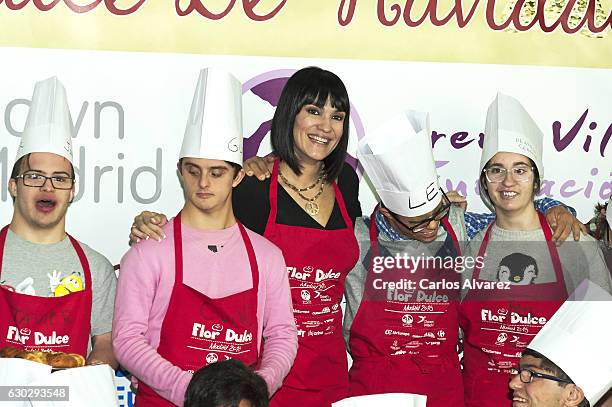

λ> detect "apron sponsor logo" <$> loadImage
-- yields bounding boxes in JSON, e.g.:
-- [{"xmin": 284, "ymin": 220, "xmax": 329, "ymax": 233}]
[
  {"xmin": 7, "ymin": 326, "xmax": 69, "ymax": 345},
  {"xmin": 192, "ymin": 323, "xmax": 253, "ymax": 343},
  {"xmin": 387, "ymin": 288, "xmax": 415, "ymax": 302},
  {"xmin": 481, "ymin": 309, "xmax": 547, "ymax": 325},
  {"xmin": 287, "ymin": 266, "xmax": 340, "ymax": 282},
  {"xmin": 416, "ymin": 290, "xmax": 449, "ymax": 302}
]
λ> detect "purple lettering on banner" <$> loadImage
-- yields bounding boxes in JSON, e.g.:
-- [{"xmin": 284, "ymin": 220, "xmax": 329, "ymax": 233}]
[
  {"xmin": 601, "ymin": 123, "xmax": 612, "ymax": 157},
  {"xmin": 552, "ymin": 109, "xmax": 588, "ymax": 152},
  {"xmin": 445, "ymin": 179, "xmax": 467, "ymax": 197},
  {"xmin": 559, "ymin": 180, "xmax": 583, "ymax": 198},
  {"xmin": 537, "ymin": 180, "xmax": 555, "ymax": 198},
  {"xmin": 431, "ymin": 131, "xmax": 447, "ymax": 148},
  {"xmin": 600, "ymin": 178, "xmax": 612, "ymax": 200},
  {"xmin": 450, "ymin": 131, "xmax": 474, "ymax": 149}
]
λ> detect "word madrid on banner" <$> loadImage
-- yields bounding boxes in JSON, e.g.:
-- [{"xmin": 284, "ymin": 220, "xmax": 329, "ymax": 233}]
[{"xmin": 0, "ymin": 0, "xmax": 609, "ymax": 35}]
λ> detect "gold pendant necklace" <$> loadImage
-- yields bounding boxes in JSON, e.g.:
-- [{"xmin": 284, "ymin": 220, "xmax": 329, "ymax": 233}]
[{"xmin": 279, "ymin": 169, "xmax": 325, "ymax": 216}]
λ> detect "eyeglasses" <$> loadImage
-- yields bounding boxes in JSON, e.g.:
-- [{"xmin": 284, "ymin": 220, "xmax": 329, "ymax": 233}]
[
  {"xmin": 483, "ymin": 166, "xmax": 534, "ymax": 183},
  {"xmin": 388, "ymin": 189, "xmax": 451, "ymax": 233},
  {"xmin": 15, "ymin": 172, "xmax": 74, "ymax": 190},
  {"xmin": 514, "ymin": 368, "xmax": 573, "ymax": 384}
]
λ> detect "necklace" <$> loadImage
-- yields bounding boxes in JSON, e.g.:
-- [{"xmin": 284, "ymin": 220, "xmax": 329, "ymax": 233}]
[
  {"xmin": 279, "ymin": 169, "xmax": 326, "ymax": 216},
  {"xmin": 278, "ymin": 170, "xmax": 323, "ymax": 192}
]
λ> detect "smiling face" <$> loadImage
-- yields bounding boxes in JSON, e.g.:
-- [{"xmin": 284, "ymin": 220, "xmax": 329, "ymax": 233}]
[
  {"xmin": 9, "ymin": 152, "xmax": 74, "ymax": 232},
  {"xmin": 292, "ymin": 99, "xmax": 346, "ymax": 166},
  {"xmin": 483, "ymin": 152, "xmax": 537, "ymax": 215},
  {"xmin": 179, "ymin": 158, "xmax": 244, "ymax": 215},
  {"xmin": 509, "ymin": 354, "xmax": 580, "ymax": 407}
]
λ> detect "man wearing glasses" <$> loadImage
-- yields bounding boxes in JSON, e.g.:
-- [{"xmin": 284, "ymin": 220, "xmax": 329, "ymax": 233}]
[
  {"xmin": 0, "ymin": 77, "xmax": 117, "ymax": 367},
  {"xmin": 509, "ymin": 281, "xmax": 612, "ymax": 407},
  {"xmin": 342, "ymin": 111, "xmax": 581, "ymax": 407}
]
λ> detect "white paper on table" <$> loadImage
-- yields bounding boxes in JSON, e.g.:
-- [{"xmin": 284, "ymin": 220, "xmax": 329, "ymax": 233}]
[
  {"xmin": 28, "ymin": 364, "xmax": 117, "ymax": 407},
  {"xmin": 332, "ymin": 393, "xmax": 427, "ymax": 407},
  {"xmin": 0, "ymin": 358, "xmax": 52, "ymax": 407}
]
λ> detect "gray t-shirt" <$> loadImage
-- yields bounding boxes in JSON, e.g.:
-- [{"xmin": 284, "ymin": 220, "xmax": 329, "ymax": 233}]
[
  {"xmin": 343, "ymin": 205, "xmax": 468, "ymax": 348},
  {"xmin": 462, "ymin": 224, "xmax": 612, "ymax": 297},
  {"xmin": 0, "ymin": 230, "xmax": 116, "ymax": 340}
]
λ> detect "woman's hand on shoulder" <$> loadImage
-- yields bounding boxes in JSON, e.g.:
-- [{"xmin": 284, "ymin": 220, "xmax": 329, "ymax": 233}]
[
  {"xmin": 130, "ymin": 211, "xmax": 169, "ymax": 244},
  {"xmin": 244, "ymin": 154, "xmax": 275, "ymax": 180}
]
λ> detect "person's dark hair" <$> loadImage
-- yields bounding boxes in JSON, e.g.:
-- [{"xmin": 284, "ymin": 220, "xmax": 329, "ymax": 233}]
[
  {"xmin": 271, "ymin": 66, "xmax": 350, "ymax": 181},
  {"xmin": 9, "ymin": 153, "xmax": 76, "ymax": 203},
  {"xmin": 480, "ymin": 157, "xmax": 541, "ymax": 205},
  {"xmin": 178, "ymin": 158, "xmax": 242, "ymax": 178},
  {"xmin": 184, "ymin": 360, "xmax": 269, "ymax": 407},
  {"xmin": 590, "ymin": 202, "xmax": 610, "ymax": 241},
  {"xmin": 523, "ymin": 349, "xmax": 590, "ymax": 407}
]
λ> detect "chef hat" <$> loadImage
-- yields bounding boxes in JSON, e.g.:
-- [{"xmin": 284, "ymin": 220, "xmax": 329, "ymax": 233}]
[
  {"xmin": 16, "ymin": 76, "xmax": 73, "ymax": 164},
  {"xmin": 332, "ymin": 393, "xmax": 427, "ymax": 407},
  {"xmin": 479, "ymin": 93, "xmax": 544, "ymax": 210},
  {"xmin": 358, "ymin": 110, "xmax": 441, "ymax": 217},
  {"xmin": 528, "ymin": 280, "xmax": 612, "ymax": 405},
  {"xmin": 180, "ymin": 68, "xmax": 243, "ymax": 165}
]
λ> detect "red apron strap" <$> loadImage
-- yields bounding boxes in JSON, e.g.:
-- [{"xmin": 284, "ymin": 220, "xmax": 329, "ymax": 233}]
[
  {"xmin": 537, "ymin": 212, "xmax": 567, "ymax": 294},
  {"xmin": 173, "ymin": 213, "xmax": 184, "ymax": 284},
  {"xmin": 237, "ymin": 222, "xmax": 260, "ymax": 296},
  {"xmin": 265, "ymin": 160, "xmax": 281, "ymax": 227},
  {"xmin": 472, "ymin": 222, "xmax": 495, "ymax": 280},
  {"xmin": 441, "ymin": 217, "xmax": 462, "ymax": 257},
  {"xmin": 67, "ymin": 235, "xmax": 93, "ymax": 293},
  {"xmin": 332, "ymin": 179, "xmax": 353, "ymax": 229},
  {"xmin": 0, "ymin": 226, "xmax": 9, "ymax": 278}
]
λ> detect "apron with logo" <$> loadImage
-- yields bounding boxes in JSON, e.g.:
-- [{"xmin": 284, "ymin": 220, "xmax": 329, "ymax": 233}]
[
  {"xmin": 0, "ymin": 225, "xmax": 92, "ymax": 357},
  {"xmin": 135, "ymin": 214, "xmax": 260, "ymax": 406},
  {"xmin": 266, "ymin": 160, "xmax": 359, "ymax": 407},
  {"xmin": 460, "ymin": 212, "xmax": 568, "ymax": 407},
  {"xmin": 348, "ymin": 207, "xmax": 464, "ymax": 407}
]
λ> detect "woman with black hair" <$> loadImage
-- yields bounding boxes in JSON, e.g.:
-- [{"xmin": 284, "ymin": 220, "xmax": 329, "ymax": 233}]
[{"xmin": 130, "ymin": 67, "xmax": 361, "ymax": 407}]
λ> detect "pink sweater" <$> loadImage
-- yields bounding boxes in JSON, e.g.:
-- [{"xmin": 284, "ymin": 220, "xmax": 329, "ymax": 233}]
[{"xmin": 112, "ymin": 220, "xmax": 297, "ymax": 406}]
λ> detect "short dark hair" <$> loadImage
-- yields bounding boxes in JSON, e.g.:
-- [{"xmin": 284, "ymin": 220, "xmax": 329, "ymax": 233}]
[
  {"xmin": 480, "ymin": 157, "xmax": 541, "ymax": 205},
  {"xmin": 11, "ymin": 154, "xmax": 75, "ymax": 180},
  {"xmin": 523, "ymin": 349, "xmax": 590, "ymax": 407},
  {"xmin": 184, "ymin": 360, "xmax": 269, "ymax": 407},
  {"xmin": 178, "ymin": 158, "xmax": 242, "ymax": 178},
  {"xmin": 271, "ymin": 66, "xmax": 350, "ymax": 181}
]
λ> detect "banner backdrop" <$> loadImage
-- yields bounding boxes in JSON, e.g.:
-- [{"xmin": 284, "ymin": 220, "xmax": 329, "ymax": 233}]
[
  {"xmin": 0, "ymin": 47, "xmax": 610, "ymax": 264},
  {"xmin": 0, "ymin": 1, "xmax": 610, "ymax": 405}
]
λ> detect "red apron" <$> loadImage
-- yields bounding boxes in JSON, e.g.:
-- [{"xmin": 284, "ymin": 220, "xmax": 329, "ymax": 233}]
[
  {"xmin": 265, "ymin": 160, "xmax": 359, "ymax": 407},
  {"xmin": 348, "ymin": 207, "xmax": 464, "ymax": 407},
  {"xmin": 0, "ymin": 225, "xmax": 92, "ymax": 357},
  {"xmin": 459, "ymin": 212, "xmax": 568, "ymax": 407},
  {"xmin": 135, "ymin": 214, "xmax": 260, "ymax": 406}
]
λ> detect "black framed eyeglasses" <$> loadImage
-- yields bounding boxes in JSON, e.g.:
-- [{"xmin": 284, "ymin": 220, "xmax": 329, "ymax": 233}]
[
  {"xmin": 15, "ymin": 172, "xmax": 75, "ymax": 190},
  {"xmin": 515, "ymin": 368, "xmax": 573, "ymax": 384},
  {"xmin": 388, "ymin": 189, "xmax": 451, "ymax": 233}
]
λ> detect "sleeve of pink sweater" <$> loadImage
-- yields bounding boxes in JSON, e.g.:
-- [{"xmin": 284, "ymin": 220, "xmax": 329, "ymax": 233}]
[
  {"xmin": 112, "ymin": 244, "xmax": 192, "ymax": 406},
  {"xmin": 252, "ymin": 236, "xmax": 298, "ymax": 395}
]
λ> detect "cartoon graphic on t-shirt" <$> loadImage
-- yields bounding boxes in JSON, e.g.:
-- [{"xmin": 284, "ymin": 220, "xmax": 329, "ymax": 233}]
[
  {"xmin": 48, "ymin": 270, "xmax": 84, "ymax": 297},
  {"xmin": 0, "ymin": 277, "xmax": 36, "ymax": 295},
  {"xmin": 496, "ymin": 253, "xmax": 539, "ymax": 285}
]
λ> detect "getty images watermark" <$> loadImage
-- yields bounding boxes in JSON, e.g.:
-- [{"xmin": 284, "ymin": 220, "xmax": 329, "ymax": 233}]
[{"xmin": 370, "ymin": 253, "xmax": 512, "ymax": 292}]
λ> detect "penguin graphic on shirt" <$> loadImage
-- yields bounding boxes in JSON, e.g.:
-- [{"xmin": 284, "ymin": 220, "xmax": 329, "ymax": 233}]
[{"xmin": 496, "ymin": 253, "xmax": 539, "ymax": 285}]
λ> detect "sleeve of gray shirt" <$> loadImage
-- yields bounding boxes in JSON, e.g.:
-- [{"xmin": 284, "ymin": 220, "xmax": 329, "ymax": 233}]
[
  {"xmin": 343, "ymin": 218, "xmax": 370, "ymax": 352},
  {"xmin": 80, "ymin": 243, "xmax": 117, "ymax": 337}
]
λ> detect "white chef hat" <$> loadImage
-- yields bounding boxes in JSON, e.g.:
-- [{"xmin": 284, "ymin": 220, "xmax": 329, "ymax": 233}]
[
  {"xmin": 15, "ymin": 76, "xmax": 73, "ymax": 164},
  {"xmin": 358, "ymin": 110, "xmax": 442, "ymax": 217},
  {"xmin": 180, "ymin": 68, "xmax": 243, "ymax": 165},
  {"xmin": 332, "ymin": 393, "xmax": 427, "ymax": 407},
  {"xmin": 479, "ymin": 93, "xmax": 544, "ymax": 210},
  {"xmin": 528, "ymin": 280, "xmax": 612, "ymax": 405}
]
